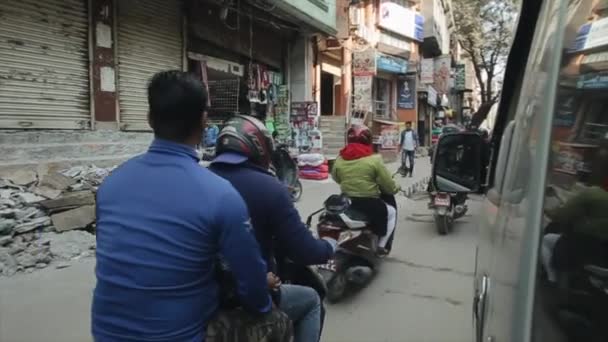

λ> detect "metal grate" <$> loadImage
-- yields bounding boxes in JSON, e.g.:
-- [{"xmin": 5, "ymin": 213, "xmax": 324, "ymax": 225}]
[{"xmin": 208, "ymin": 78, "xmax": 240, "ymax": 115}]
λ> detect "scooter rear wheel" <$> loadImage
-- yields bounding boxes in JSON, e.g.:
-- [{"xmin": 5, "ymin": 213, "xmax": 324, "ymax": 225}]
[
  {"xmin": 326, "ymin": 273, "xmax": 347, "ymax": 303},
  {"xmin": 435, "ymin": 214, "xmax": 451, "ymax": 235}
]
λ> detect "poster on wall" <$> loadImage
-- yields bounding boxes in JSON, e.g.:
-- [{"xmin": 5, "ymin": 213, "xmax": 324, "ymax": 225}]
[
  {"xmin": 433, "ymin": 55, "xmax": 451, "ymax": 95},
  {"xmin": 353, "ymin": 75, "xmax": 373, "ymax": 112},
  {"xmin": 290, "ymin": 101, "xmax": 319, "ymax": 151},
  {"xmin": 398, "ymin": 77, "xmax": 416, "ymax": 109},
  {"xmin": 353, "ymin": 49, "xmax": 377, "ymax": 76},
  {"xmin": 421, "ymin": 58, "xmax": 434, "ymax": 84},
  {"xmin": 379, "ymin": 123, "xmax": 400, "ymax": 150}
]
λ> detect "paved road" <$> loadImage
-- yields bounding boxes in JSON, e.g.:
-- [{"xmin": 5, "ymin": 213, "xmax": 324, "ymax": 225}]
[{"xmin": 0, "ymin": 159, "xmax": 478, "ymax": 342}]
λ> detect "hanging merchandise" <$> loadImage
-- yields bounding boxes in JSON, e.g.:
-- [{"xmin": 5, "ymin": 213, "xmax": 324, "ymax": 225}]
[{"xmin": 274, "ymin": 86, "xmax": 291, "ymax": 143}]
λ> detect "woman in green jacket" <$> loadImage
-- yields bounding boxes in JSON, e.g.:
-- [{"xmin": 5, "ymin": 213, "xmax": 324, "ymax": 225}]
[{"xmin": 331, "ymin": 125, "xmax": 399, "ymax": 254}]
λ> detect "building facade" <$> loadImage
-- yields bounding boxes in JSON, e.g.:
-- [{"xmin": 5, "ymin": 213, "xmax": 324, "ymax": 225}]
[{"xmin": 0, "ymin": 0, "xmax": 344, "ymax": 173}]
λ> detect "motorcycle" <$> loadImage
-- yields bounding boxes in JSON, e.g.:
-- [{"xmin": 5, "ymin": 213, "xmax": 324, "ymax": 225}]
[
  {"xmin": 428, "ymin": 189, "xmax": 468, "ymax": 235},
  {"xmin": 271, "ymin": 143, "xmax": 303, "ymax": 202},
  {"xmin": 307, "ymin": 193, "xmax": 398, "ymax": 303}
]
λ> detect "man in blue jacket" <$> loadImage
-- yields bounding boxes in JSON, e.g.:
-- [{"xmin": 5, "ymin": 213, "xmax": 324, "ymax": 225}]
[
  {"xmin": 92, "ymin": 71, "xmax": 279, "ymax": 342},
  {"xmin": 210, "ymin": 115, "xmax": 337, "ymax": 342}
]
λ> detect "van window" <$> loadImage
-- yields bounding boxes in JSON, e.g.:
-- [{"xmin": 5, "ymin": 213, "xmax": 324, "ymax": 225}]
[{"xmin": 534, "ymin": 0, "xmax": 608, "ymax": 340}]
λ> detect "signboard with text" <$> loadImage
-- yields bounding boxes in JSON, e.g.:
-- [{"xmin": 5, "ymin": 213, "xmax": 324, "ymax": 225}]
[
  {"xmin": 398, "ymin": 77, "xmax": 416, "ymax": 109},
  {"xmin": 353, "ymin": 49, "xmax": 377, "ymax": 76},
  {"xmin": 378, "ymin": 2, "xmax": 424, "ymax": 42},
  {"xmin": 353, "ymin": 76, "xmax": 373, "ymax": 112},
  {"xmin": 454, "ymin": 64, "xmax": 466, "ymax": 91},
  {"xmin": 421, "ymin": 59, "xmax": 434, "ymax": 84},
  {"xmin": 571, "ymin": 17, "xmax": 608, "ymax": 52},
  {"xmin": 376, "ymin": 53, "xmax": 408, "ymax": 74},
  {"xmin": 433, "ymin": 55, "xmax": 451, "ymax": 95}
]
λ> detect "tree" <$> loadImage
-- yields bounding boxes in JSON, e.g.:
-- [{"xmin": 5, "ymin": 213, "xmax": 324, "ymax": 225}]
[{"xmin": 453, "ymin": 0, "xmax": 518, "ymax": 125}]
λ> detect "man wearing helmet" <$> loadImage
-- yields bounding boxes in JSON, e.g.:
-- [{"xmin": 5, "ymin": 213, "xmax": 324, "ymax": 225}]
[
  {"xmin": 209, "ymin": 115, "xmax": 337, "ymax": 342},
  {"xmin": 331, "ymin": 125, "xmax": 400, "ymax": 255}
]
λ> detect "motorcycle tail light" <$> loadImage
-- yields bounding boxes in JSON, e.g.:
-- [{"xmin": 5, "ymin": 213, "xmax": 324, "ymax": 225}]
[{"xmin": 317, "ymin": 223, "xmax": 343, "ymax": 241}]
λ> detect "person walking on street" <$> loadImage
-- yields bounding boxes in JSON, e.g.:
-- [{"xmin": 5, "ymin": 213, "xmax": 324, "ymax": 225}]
[
  {"xmin": 92, "ymin": 71, "xmax": 279, "ymax": 342},
  {"xmin": 400, "ymin": 121, "xmax": 419, "ymax": 177}
]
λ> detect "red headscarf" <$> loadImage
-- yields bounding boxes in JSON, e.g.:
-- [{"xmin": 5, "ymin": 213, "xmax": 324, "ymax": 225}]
[{"xmin": 339, "ymin": 143, "xmax": 374, "ymax": 160}]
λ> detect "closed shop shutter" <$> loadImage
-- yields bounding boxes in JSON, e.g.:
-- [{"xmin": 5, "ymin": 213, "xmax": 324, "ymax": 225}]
[
  {"xmin": 0, "ymin": 0, "xmax": 90, "ymax": 129},
  {"xmin": 117, "ymin": 0, "xmax": 183, "ymax": 131}
]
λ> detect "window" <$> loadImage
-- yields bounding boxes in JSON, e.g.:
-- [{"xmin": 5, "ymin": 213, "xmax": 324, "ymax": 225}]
[
  {"xmin": 534, "ymin": 1, "xmax": 608, "ymax": 341},
  {"xmin": 373, "ymin": 78, "xmax": 391, "ymax": 119}
]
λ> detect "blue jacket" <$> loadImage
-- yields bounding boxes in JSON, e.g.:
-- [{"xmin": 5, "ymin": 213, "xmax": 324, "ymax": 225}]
[
  {"xmin": 92, "ymin": 139, "xmax": 271, "ymax": 342},
  {"xmin": 210, "ymin": 161, "xmax": 334, "ymax": 272}
]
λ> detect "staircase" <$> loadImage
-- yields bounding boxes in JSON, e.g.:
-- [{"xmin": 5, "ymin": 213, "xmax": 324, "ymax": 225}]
[{"xmin": 319, "ymin": 116, "xmax": 346, "ymax": 159}]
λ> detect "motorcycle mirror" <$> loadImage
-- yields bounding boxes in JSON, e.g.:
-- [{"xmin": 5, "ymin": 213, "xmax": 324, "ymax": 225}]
[{"xmin": 432, "ymin": 132, "xmax": 483, "ymax": 193}]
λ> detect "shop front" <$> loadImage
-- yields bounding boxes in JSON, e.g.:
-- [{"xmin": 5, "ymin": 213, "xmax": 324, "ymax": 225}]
[
  {"xmin": 187, "ymin": 1, "xmax": 290, "ymax": 144},
  {"xmin": 549, "ymin": 13, "xmax": 608, "ymax": 189}
]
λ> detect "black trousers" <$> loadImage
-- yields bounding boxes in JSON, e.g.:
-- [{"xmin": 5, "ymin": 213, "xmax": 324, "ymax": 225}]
[{"xmin": 350, "ymin": 197, "xmax": 388, "ymax": 236}]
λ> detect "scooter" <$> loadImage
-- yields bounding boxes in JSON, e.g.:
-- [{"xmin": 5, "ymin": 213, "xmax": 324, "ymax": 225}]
[
  {"xmin": 271, "ymin": 143, "xmax": 303, "ymax": 202},
  {"xmin": 307, "ymin": 193, "xmax": 397, "ymax": 303}
]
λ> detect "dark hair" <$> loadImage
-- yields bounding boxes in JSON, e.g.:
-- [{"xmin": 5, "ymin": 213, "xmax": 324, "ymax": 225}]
[
  {"xmin": 147, "ymin": 70, "xmax": 208, "ymax": 141},
  {"xmin": 406, "ymin": 121, "xmax": 412, "ymax": 125}
]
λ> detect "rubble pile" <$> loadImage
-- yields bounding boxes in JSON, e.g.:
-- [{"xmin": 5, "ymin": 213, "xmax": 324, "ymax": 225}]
[{"xmin": 0, "ymin": 165, "xmax": 115, "ymax": 276}]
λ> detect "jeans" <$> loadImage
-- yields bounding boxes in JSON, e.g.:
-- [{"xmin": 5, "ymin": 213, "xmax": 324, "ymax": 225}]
[
  {"xmin": 402, "ymin": 150, "xmax": 415, "ymax": 175},
  {"xmin": 279, "ymin": 284, "xmax": 321, "ymax": 342}
]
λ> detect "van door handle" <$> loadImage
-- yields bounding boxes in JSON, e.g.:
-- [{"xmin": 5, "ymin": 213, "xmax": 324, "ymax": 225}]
[{"xmin": 473, "ymin": 275, "xmax": 489, "ymax": 342}]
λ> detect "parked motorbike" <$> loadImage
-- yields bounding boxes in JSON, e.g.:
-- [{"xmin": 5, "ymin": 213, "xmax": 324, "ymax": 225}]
[
  {"xmin": 307, "ymin": 193, "xmax": 397, "ymax": 303},
  {"xmin": 271, "ymin": 143, "xmax": 303, "ymax": 202},
  {"xmin": 428, "ymin": 189, "xmax": 468, "ymax": 235}
]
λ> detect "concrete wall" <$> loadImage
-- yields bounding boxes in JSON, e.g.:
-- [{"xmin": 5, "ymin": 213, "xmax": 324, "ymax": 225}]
[
  {"xmin": 275, "ymin": 0, "xmax": 337, "ymax": 35},
  {"xmin": 289, "ymin": 37, "xmax": 313, "ymax": 102},
  {"xmin": 0, "ymin": 130, "xmax": 152, "ymax": 176}
]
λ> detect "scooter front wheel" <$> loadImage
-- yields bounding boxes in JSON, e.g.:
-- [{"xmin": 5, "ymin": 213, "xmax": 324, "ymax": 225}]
[{"xmin": 326, "ymin": 273, "xmax": 347, "ymax": 303}]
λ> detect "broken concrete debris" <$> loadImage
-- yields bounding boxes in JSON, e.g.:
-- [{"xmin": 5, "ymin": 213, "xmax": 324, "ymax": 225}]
[{"xmin": 0, "ymin": 164, "xmax": 114, "ymax": 277}]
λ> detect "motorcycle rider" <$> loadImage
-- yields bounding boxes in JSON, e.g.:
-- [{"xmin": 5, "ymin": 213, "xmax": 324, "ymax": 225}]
[
  {"xmin": 92, "ymin": 71, "xmax": 281, "ymax": 342},
  {"xmin": 209, "ymin": 115, "xmax": 337, "ymax": 342},
  {"xmin": 331, "ymin": 125, "xmax": 400, "ymax": 255}
]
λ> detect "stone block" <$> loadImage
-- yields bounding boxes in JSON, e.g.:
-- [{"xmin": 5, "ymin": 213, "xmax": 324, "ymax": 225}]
[
  {"xmin": 39, "ymin": 172, "xmax": 76, "ymax": 191},
  {"xmin": 32, "ymin": 186, "xmax": 62, "ymax": 200},
  {"xmin": 51, "ymin": 205, "xmax": 96, "ymax": 232},
  {"xmin": 5, "ymin": 170, "xmax": 37, "ymax": 186},
  {"xmin": 40, "ymin": 191, "xmax": 95, "ymax": 210},
  {"xmin": 13, "ymin": 216, "xmax": 51, "ymax": 234}
]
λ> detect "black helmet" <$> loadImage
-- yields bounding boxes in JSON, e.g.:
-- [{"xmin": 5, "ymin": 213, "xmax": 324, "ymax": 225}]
[
  {"xmin": 216, "ymin": 115, "xmax": 274, "ymax": 168},
  {"xmin": 347, "ymin": 124, "xmax": 373, "ymax": 145}
]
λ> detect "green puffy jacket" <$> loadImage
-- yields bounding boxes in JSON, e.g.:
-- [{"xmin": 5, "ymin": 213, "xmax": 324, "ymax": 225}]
[{"xmin": 331, "ymin": 154, "xmax": 399, "ymax": 198}]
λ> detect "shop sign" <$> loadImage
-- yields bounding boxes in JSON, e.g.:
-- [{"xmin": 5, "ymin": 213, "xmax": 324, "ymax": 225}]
[
  {"xmin": 577, "ymin": 72, "xmax": 608, "ymax": 89},
  {"xmin": 376, "ymin": 53, "xmax": 408, "ymax": 74},
  {"xmin": 571, "ymin": 17, "xmax": 608, "ymax": 52},
  {"xmin": 420, "ymin": 58, "xmax": 434, "ymax": 84},
  {"xmin": 379, "ymin": 124, "xmax": 400, "ymax": 150},
  {"xmin": 353, "ymin": 76, "xmax": 373, "ymax": 112},
  {"xmin": 397, "ymin": 76, "xmax": 416, "ymax": 109},
  {"xmin": 291, "ymin": 102, "xmax": 318, "ymax": 121},
  {"xmin": 378, "ymin": 2, "xmax": 424, "ymax": 42},
  {"xmin": 434, "ymin": 55, "xmax": 451, "ymax": 95},
  {"xmin": 353, "ymin": 49, "xmax": 377, "ymax": 76},
  {"xmin": 454, "ymin": 64, "xmax": 466, "ymax": 91},
  {"xmin": 554, "ymin": 94, "xmax": 578, "ymax": 127},
  {"xmin": 427, "ymin": 85, "xmax": 438, "ymax": 107}
]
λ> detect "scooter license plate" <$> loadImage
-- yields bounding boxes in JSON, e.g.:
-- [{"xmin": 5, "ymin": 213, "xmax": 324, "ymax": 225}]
[
  {"xmin": 434, "ymin": 196, "xmax": 450, "ymax": 206},
  {"xmin": 318, "ymin": 260, "xmax": 337, "ymax": 272}
]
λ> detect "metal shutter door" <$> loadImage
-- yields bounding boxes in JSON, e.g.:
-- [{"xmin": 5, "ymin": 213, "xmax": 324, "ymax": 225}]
[
  {"xmin": 117, "ymin": 0, "xmax": 182, "ymax": 131},
  {"xmin": 0, "ymin": 0, "xmax": 90, "ymax": 129}
]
